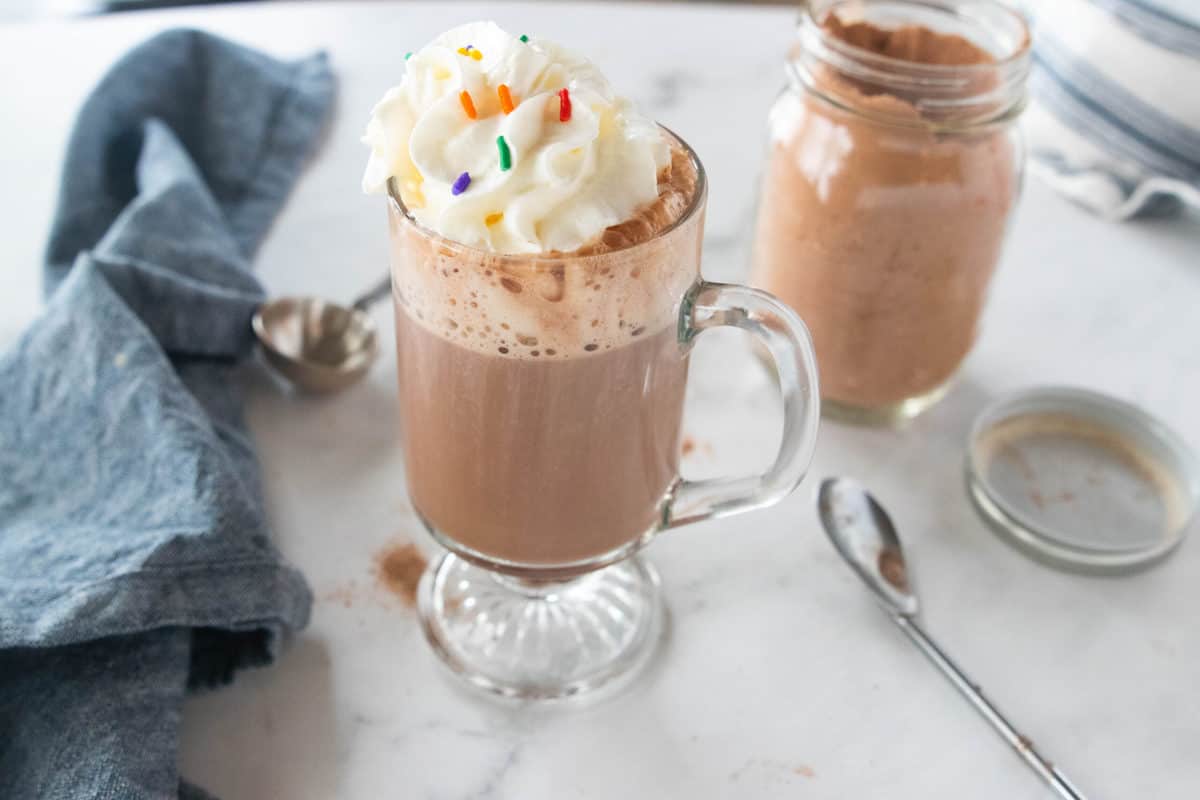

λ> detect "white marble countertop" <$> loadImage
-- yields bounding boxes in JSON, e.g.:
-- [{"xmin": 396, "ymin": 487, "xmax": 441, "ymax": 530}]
[{"xmin": 3, "ymin": 2, "xmax": 1199, "ymax": 798}]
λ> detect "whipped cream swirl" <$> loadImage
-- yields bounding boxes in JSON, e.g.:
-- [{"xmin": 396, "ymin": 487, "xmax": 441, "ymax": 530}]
[{"xmin": 362, "ymin": 21, "xmax": 669, "ymax": 254}]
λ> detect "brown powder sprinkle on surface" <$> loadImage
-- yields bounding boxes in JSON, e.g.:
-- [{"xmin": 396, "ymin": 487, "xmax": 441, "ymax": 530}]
[
  {"xmin": 794, "ymin": 765, "xmax": 816, "ymax": 779},
  {"xmin": 1030, "ymin": 488, "xmax": 1046, "ymax": 510},
  {"xmin": 374, "ymin": 542, "xmax": 427, "ymax": 607},
  {"xmin": 681, "ymin": 436, "xmax": 696, "ymax": 457},
  {"xmin": 320, "ymin": 582, "xmax": 358, "ymax": 609}
]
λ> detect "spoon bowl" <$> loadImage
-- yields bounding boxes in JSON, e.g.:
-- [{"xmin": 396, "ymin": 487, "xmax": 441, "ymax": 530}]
[
  {"xmin": 252, "ymin": 274, "xmax": 393, "ymax": 393},
  {"xmin": 817, "ymin": 477, "xmax": 918, "ymax": 617},
  {"xmin": 253, "ymin": 297, "xmax": 379, "ymax": 393}
]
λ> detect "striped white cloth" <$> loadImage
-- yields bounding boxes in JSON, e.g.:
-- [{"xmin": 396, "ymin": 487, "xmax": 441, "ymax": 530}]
[{"xmin": 1023, "ymin": 0, "xmax": 1200, "ymax": 219}]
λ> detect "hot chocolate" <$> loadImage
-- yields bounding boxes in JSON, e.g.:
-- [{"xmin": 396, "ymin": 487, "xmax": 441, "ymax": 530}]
[
  {"xmin": 391, "ymin": 144, "xmax": 700, "ymax": 567},
  {"xmin": 366, "ymin": 22, "xmax": 703, "ymax": 570}
]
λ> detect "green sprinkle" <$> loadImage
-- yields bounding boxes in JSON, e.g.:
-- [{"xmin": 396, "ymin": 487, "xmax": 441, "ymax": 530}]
[
  {"xmin": 519, "ymin": 34, "xmax": 529, "ymax": 43},
  {"xmin": 497, "ymin": 136, "xmax": 512, "ymax": 171},
  {"xmin": 405, "ymin": 51, "xmax": 412, "ymax": 60}
]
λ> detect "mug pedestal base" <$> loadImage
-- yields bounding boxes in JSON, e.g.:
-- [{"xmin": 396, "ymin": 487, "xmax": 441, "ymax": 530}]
[{"xmin": 418, "ymin": 553, "xmax": 664, "ymax": 700}]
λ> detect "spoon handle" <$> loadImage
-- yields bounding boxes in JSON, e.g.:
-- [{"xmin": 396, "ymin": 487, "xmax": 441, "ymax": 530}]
[
  {"xmin": 351, "ymin": 274, "xmax": 393, "ymax": 312},
  {"xmin": 893, "ymin": 615, "xmax": 1087, "ymax": 800}
]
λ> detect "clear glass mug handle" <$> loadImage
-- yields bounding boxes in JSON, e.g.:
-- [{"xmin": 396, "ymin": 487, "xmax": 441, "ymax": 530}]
[{"xmin": 666, "ymin": 280, "xmax": 821, "ymax": 528}]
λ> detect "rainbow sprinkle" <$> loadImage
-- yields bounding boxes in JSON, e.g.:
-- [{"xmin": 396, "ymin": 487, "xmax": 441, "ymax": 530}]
[
  {"xmin": 498, "ymin": 84, "xmax": 515, "ymax": 115},
  {"xmin": 519, "ymin": 34, "xmax": 529, "ymax": 43},
  {"xmin": 451, "ymin": 172, "xmax": 471, "ymax": 196},
  {"xmin": 404, "ymin": 51, "xmax": 412, "ymax": 60},
  {"xmin": 496, "ymin": 136, "xmax": 512, "ymax": 171},
  {"xmin": 558, "ymin": 88, "xmax": 572, "ymax": 123},
  {"xmin": 457, "ymin": 45, "xmax": 483, "ymax": 61},
  {"xmin": 485, "ymin": 212, "xmax": 504, "ymax": 226},
  {"xmin": 459, "ymin": 90, "xmax": 477, "ymax": 120}
]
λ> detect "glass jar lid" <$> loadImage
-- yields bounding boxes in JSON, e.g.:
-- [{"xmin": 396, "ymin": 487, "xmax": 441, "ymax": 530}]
[{"xmin": 966, "ymin": 386, "xmax": 1199, "ymax": 574}]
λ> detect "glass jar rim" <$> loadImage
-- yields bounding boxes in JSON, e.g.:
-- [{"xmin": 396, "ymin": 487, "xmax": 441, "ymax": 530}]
[
  {"xmin": 792, "ymin": 0, "xmax": 1032, "ymax": 130},
  {"xmin": 799, "ymin": 0, "xmax": 1032, "ymax": 76},
  {"xmin": 386, "ymin": 126, "xmax": 708, "ymax": 266}
]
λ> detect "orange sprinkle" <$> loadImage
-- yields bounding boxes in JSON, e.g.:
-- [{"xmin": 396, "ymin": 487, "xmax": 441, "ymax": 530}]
[
  {"xmin": 498, "ymin": 84, "xmax": 516, "ymax": 114},
  {"xmin": 485, "ymin": 212, "xmax": 504, "ymax": 226},
  {"xmin": 459, "ymin": 90, "xmax": 477, "ymax": 120}
]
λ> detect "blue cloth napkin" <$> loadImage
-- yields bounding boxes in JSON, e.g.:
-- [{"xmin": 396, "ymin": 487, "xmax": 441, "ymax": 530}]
[{"xmin": 0, "ymin": 29, "xmax": 334, "ymax": 799}]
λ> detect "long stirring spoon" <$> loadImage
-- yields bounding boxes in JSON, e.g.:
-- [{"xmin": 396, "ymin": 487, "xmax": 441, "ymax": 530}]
[{"xmin": 817, "ymin": 477, "xmax": 1087, "ymax": 800}]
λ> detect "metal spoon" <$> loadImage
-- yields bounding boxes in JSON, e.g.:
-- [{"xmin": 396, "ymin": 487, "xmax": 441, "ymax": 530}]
[
  {"xmin": 252, "ymin": 274, "xmax": 392, "ymax": 393},
  {"xmin": 817, "ymin": 477, "xmax": 1088, "ymax": 800}
]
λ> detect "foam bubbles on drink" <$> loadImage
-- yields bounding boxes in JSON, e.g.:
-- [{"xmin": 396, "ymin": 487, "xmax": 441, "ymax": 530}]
[{"xmin": 391, "ymin": 142, "xmax": 699, "ymax": 359}]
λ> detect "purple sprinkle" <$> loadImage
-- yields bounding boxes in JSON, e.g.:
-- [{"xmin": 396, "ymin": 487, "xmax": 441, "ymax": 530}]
[{"xmin": 451, "ymin": 171, "xmax": 471, "ymax": 196}]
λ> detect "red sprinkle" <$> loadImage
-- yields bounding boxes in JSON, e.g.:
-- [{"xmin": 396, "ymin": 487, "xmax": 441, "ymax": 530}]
[{"xmin": 558, "ymin": 88, "xmax": 571, "ymax": 122}]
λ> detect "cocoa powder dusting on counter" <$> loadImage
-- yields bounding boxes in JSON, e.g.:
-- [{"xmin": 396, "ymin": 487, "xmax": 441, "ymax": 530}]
[
  {"xmin": 320, "ymin": 582, "xmax": 357, "ymax": 609},
  {"xmin": 374, "ymin": 543, "xmax": 427, "ymax": 607}
]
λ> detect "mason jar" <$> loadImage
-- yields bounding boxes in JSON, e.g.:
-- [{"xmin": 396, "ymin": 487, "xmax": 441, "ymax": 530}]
[{"xmin": 750, "ymin": 0, "xmax": 1031, "ymax": 424}]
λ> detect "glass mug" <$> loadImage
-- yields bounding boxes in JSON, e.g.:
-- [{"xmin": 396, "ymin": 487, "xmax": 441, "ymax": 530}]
[{"xmin": 387, "ymin": 130, "xmax": 820, "ymax": 699}]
